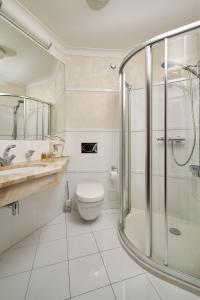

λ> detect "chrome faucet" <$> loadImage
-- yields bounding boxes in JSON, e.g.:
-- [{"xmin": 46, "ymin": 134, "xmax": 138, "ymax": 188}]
[
  {"xmin": 25, "ymin": 150, "xmax": 35, "ymax": 161},
  {"xmin": 0, "ymin": 145, "xmax": 16, "ymax": 166},
  {"xmin": 48, "ymin": 135, "xmax": 65, "ymax": 157}
]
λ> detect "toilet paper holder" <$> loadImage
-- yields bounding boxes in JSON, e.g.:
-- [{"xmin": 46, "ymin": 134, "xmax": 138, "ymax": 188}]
[
  {"xmin": 110, "ymin": 166, "xmax": 118, "ymax": 181},
  {"xmin": 111, "ymin": 165, "xmax": 118, "ymax": 171}
]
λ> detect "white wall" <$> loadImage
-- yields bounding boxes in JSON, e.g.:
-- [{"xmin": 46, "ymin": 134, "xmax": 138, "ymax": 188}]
[{"xmin": 63, "ymin": 55, "xmax": 120, "ymax": 209}]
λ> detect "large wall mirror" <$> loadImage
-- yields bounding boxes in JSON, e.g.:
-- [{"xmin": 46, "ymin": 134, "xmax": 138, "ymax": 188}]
[{"xmin": 0, "ymin": 16, "xmax": 65, "ymax": 140}]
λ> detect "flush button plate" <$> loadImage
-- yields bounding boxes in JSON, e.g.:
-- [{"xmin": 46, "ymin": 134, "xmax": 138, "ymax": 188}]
[{"xmin": 81, "ymin": 143, "xmax": 98, "ymax": 153}]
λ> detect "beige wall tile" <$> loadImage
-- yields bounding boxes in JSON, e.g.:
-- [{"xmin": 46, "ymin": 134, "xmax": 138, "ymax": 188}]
[
  {"xmin": 65, "ymin": 91, "xmax": 119, "ymax": 129},
  {"xmin": 65, "ymin": 55, "xmax": 120, "ymax": 89},
  {"xmin": 0, "ymin": 81, "xmax": 26, "ymax": 95}
]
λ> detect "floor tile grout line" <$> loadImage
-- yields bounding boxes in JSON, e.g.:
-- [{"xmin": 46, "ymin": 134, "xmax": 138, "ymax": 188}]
[
  {"xmin": 92, "ymin": 232, "xmax": 117, "ymax": 300},
  {"xmin": 2, "ymin": 221, "xmax": 66, "ymax": 253},
  {"xmin": 0, "ymin": 212, "xmax": 117, "ymax": 271},
  {"xmin": 69, "ymin": 251, "xmax": 100, "ymax": 261},
  {"xmin": 11, "ymin": 235, "xmax": 67, "ymax": 249},
  {"xmin": 70, "ymin": 283, "xmax": 112, "ymax": 299},
  {"xmin": 66, "ymin": 213, "xmax": 72, "ymax": 300},
  {"xmin": 9, "ymin": 229, "xmax": 42, "ymax": 251},
  {"xmin": 91, "ymin": 226, "xmax": 115, "ymax": 233},
  {"xmin": 0, "ymin": 211, "xmax": 178, "ymax": 300},
  {"xmin": 44, "ymin": 221, "xmax": 66, "ymax": 227},
  {"xmin": 93, "ymin": 227, "xmax": 117, "ymax": 235},
  {"xmin": 0, "ymin": 270, "xmax": 33, "ymax": 281},
  {"xmin": 0, "ymin": 244, "xmax": 121, "ymax": 281},
  {"xmin": 67, "ymin": 227, "xmax": 114, "ymax": 239},
  {"xmin": 7, "ymin": 215, "xmax": 66, "ymax": 253},
  {"xmin": 67, "ymin": 231, "xmax": 94, "ymax": 239},
  {"xmin": 0, "ymin": 230, "xmax": 41, "ymax": 256},
  {"xmin": 67, "ymin": 227, "xmax": 115, "ymax": 238},
  {"xmin": 146, "ymin": 273, "xmax": 163, "ymax": 300},
  {"xmin": 36, "ymin": 236, "xmax": 68, "ymax": 245},
  {"xmin": 32, "ymin": 259, "xmax": 69, "ymax": 271},
  {"xmin": 24, "ymin": 226, "xmax": 43, "ymax": 300},
  {"xmin": 68, "ymin": 244, "xmax": 121, "ymax": 262},
  {"xmin": 110, "ymin": 271, "xmax": 146, "ymax": 285},
  {"xmin": 69, "ymin": 272, "xmax": 152, "ymax": 299}
]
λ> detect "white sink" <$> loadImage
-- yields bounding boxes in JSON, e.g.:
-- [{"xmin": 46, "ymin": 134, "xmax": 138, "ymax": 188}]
[{"xmin": 0, "ymin": 164, "xmax": 46, "ymax": 176}]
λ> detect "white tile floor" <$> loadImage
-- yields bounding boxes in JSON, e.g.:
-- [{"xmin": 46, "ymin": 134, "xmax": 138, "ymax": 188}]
[{"xmin": 0, "ymin": 209, "xmax": 200, "ymax": 300}]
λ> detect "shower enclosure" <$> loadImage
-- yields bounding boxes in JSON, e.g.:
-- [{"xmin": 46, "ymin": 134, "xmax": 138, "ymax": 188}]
[
  {"xmin": 119, "ymin": 21, "xmax": 200, "ymax": 292},
  {"xmin": 0, "ymin": 94, "xmax": 51, "ymax": 140}
]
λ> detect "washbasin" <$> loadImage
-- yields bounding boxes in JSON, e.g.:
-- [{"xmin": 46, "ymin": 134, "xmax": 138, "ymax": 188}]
[{"xmin": 0, "ymin": 164, "xmax": 46, "ymax": 176}]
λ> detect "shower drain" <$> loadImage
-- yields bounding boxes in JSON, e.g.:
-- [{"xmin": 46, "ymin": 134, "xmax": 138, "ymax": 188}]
[{"xmin": 169, "ymin": 227, "xmax": 181, "ymax": 236}]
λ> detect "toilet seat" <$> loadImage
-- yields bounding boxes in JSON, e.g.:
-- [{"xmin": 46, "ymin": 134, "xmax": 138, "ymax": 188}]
[{"xmin": 76, "ymin": 182, "xmax": 104, "ymax": 203}]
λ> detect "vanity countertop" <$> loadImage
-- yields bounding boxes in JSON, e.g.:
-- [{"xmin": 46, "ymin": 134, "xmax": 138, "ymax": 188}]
[{"xmin": 0, "ymin": 156, "xmax": 69, "ymax": 189}]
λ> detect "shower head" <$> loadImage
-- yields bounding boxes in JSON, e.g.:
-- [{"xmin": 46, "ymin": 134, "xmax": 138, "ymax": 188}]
[
  {"xmin": 14, "ymin": 99, "xmax": 24, "ymax": 113},
  {"xmin": 183, "ymin": 63, "xmax": 200, "ymax": 79},
  {"xmin": 161, "ymin": 60, "xmax": 200, "ymax": 79},
  {"xmin": 161, "ymin": 61, "xmax": 182, "ymax": 69}
]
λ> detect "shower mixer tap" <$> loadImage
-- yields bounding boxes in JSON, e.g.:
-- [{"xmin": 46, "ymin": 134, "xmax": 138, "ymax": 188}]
[{"xmin": 157, "ymin": 137, "xmax": 185, "ymax": 143}]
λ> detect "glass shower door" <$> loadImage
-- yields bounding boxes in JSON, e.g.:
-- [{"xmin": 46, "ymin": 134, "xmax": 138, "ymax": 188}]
[
  {"xmin": 166, "ymin": 28, "xmax": 200, "ymax": 279},
  {"xmin": 122, "ymin": 50, "xmax": 147, "ymax": 254}
]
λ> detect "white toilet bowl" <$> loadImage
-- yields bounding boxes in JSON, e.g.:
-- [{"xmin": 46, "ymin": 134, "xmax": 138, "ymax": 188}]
[{"xmin": 75, "ymin": 182, "xmax": 104, "ymax": 221}]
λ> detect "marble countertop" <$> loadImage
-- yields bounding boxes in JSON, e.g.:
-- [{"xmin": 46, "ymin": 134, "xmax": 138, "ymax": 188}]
[{"xmin": 0, "ymin": 156, "xmax": 69, "ymax": 189}]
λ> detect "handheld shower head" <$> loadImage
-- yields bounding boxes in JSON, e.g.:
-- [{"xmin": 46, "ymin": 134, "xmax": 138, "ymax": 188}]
[{"xmin": 13, "ymin": 99, "xmax": 24, "ymax": 114}]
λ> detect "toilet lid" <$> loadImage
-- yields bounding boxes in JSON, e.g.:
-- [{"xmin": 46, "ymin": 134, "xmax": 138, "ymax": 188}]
[{"xmin": 76, "ymin": 183, "xmax": 104, "ymax": 203}]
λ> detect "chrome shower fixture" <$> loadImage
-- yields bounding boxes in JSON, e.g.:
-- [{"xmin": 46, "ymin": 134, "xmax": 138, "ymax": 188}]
[
  {"xmin": 14, "ymin": 99, "xmax": 24, "ymax": 114},
  {"xmin": 183, "ymin": 62, "xmax": 200, "ymax": 79},
  {"xmin": 161, "ymin": 60, "xmax": 200, "ymax": 79},
  {"xmin": 160, "ymin": 60, "xmax": 197, "ymax": 167},
  {"xmin": 13, "ymin": 99, "xmax": 24, "ymax": 139}
]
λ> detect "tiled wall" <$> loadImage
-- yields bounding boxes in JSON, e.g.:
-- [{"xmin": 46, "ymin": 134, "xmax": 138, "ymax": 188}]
[
  {"xmin": 63, "ymin": 55, "xmax": 120, "ymax": 208},
  {"xmin": 63, "ymin": 129, "xmax": 119, "ymax": 208}
]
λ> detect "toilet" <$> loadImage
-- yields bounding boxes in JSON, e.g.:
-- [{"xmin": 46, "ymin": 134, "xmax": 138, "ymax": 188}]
[{"xmin": 75, "ymin": 182, "xmax": 104, "ymax": 221}]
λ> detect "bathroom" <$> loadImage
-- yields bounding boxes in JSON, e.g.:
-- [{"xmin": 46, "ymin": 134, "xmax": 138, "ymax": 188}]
[{"xmin": 0, "ymin": 0, "xmax": 199, "ymax": 299}]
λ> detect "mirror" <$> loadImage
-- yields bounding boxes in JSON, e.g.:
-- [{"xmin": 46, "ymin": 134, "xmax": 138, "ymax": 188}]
[
  {"xmin": 0, "ymin": 94, "xmax": 51, "ymax": 140},
  {"xmin": 0, "ymin": 17, "xmax": 65, "ymax": 140}
]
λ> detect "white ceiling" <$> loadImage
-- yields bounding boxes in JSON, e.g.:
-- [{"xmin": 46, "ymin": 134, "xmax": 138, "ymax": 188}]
[{"xmin": 18, "ymin": 0, "xmax": 200, "ymax": 49}]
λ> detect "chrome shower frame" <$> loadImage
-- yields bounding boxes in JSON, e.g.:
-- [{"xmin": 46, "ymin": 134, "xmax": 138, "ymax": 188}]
[
  {"xmin": 119, "ymin": 20, "xmax": 200, "ymax": 294},
  {"xmin": 0, "ymin": 93, "xmax": 52, "ymax": 140}
]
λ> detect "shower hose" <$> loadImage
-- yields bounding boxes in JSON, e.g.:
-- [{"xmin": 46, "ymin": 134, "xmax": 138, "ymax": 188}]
[{"xmin": 171, "ymin": 71, "xmax": 196, "ymax": 166}]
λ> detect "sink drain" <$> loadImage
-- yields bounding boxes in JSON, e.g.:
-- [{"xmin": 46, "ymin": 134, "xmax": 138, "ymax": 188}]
[{"xmin": 169, "ymin": 227, "xmax": 181, "ymax": 236}]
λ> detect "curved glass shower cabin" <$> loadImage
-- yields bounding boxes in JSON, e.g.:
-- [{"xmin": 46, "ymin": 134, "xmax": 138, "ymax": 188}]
[{"xmin": 119, "ymin": 21, "xmax": 200, "ymax": 292}]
